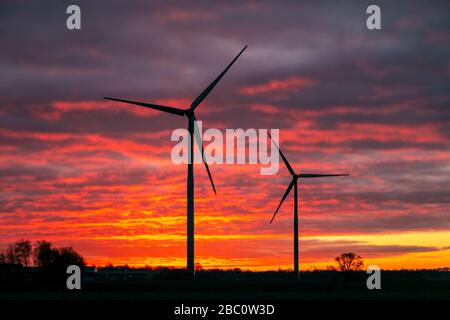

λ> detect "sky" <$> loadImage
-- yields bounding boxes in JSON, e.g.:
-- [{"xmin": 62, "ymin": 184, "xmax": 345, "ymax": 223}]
[{"xmin": 0, "ymin": 0, "xmax": 449, "ymax": 270}]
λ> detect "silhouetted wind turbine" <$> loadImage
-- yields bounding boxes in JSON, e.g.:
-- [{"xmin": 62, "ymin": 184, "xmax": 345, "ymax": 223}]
[
  {"xmin": 268, "ymin": 133, "xmax": 348, "ymax": 280},
  {"xmin": 105, "ymin": 46, "xmax": 247, "ymax": 277}
]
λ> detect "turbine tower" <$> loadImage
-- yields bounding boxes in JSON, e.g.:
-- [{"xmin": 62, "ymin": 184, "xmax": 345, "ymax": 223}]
[
  {"xmin": 105, "ymin": 46, "xmax": 247, "ymax": 277},
  {"xmin": 268, "ymin": 133, "xmax": 349, "ymax": 279}
]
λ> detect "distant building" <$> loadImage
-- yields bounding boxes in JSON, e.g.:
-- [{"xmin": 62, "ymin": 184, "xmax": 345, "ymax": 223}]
[
  {"xmin": 84, "ymin": 266, "xmax": 97, "ymax": 281},
  {"xmin": 96, "ymin": 267, "xmax": 156, "ymax": 281}
]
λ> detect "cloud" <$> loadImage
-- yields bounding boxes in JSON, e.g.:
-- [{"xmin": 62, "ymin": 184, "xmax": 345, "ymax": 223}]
[
  {"xmin": 0, "ymin": 0, "xmax": 449, "ymax": 269},
  {"xmin": 241, "ymin": 76, "xmax": 317, "ymax": 95}
]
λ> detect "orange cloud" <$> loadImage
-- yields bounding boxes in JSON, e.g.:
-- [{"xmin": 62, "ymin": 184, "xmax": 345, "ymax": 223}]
[{"xmin": 1, "ymin": 98, "xmax": 449, "ymax": 270}]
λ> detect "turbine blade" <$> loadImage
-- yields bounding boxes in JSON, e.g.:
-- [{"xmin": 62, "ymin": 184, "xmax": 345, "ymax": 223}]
[
  {"xmin": 193, "ymin": 118, "xmax": 216, "ymax": 195},
  {"xmin": 298, "ymin": 174, "xmax": 349, "ymax": 178},
  {"xmin": 267, "ymin": 132, "xmax": 295, "ymax": 176},
  {"xmin": 104, "ymin": 97, "xmax": 185, "ymax": 117},
  {"xmin": 270, "ymin": 179, "xmax": 295, "ymax": 224},
  {"xmin": 190, "ymin": 45, "xmax": 247, "ymax": 110}
]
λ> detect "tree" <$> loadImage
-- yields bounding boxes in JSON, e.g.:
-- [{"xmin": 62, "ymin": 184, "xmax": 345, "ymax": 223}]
[
  {"xmin": 32, "ymin": 241, "xmax": 85, "ymax": 283},
  {"xmin": 195, "ymin": 262, "xmax": 203, "ymax": 271},
  {"xmin": 14, "ymin": 240, "xmax": 32, "ymax": 267},
  {"xmin": 1, "ymin": 240, "xmax": 85, "ymax": 285},
  {"xmin": 0, "ymin": 240, "xmax": 31, "ymax": 266},
  {"xmin": 33, "ymin": 240, "xmax": 57, "ymax": 267},
  {"xmin": 335, "ymin": 252, "xmax": 364, "ymax": 272},
  {"xmin": 57, "ymin": 247, "xmax": 85, "ymax": 267},
  {"xmin": 6, "ymin": 244, "xmax": 17, "ymax": 264},
  {"xmin": 33, "ymin": 241, "xmax": 85, "ymax": 269}
]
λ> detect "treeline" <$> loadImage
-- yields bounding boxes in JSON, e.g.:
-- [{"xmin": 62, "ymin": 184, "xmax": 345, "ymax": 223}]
[{"xmin": 0, "ymin": 239, "xmax": 85, "ymax": 284}]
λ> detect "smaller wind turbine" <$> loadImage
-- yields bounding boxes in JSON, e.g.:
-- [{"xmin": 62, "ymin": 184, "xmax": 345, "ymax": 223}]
[{"xmin": 268, "ymin": 133, "xmax": 349, "ymax": 279}]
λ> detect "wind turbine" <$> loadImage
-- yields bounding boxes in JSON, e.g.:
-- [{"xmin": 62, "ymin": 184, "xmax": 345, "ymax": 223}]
[
  {"xmin": 104, "ymin": 45, "xmax": 247, "ymax": 277},
  {"xmin": 268, "ymin": 133, "xmax": 348, "ymax": 279}
]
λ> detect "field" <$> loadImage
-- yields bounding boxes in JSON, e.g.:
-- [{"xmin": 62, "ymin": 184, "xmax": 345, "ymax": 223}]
[{"xmin": 2, "ymin": 270, "xmax": 450, "ymax": 300}]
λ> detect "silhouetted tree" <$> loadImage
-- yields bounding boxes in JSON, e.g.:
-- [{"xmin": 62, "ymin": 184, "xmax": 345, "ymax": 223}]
[
  {"xmin": 33, "ymin": 240, "xmax": 57, "ymax": 267},
  {"xmin": 1, "ymin": 240, "xmax": 85, "ymax": 285},
  {"xmin": 195, "ymin": 262, "xmax": 203, "ymax": 271},
  {"xmin": 32, "ymin": 241, "xmax": 85, "ymax": 283},
  {"xmin": 0, "ymin": 241, "xmax": 30, "ymax": 265},
  {"xmin": 0, "ymin": 241, "xmax": 32, "ymax": 284},
  {"xmin": 14, "ymin": 240, "xmax": 32, "ymax": 267},
  {"xmin": 6, "ymin": 244, "xmax": 17, "ymax": 264},
  {"xmin": 335, "ymin": 252, "xmax": 364, "ymax": 272},
  {"xmin": 57, "ymin": 247, "xmax": 85, "ymax": 267}
]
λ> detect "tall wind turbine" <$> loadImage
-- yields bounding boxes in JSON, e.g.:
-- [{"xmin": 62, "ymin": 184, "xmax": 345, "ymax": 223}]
[
  {"xmin": 268, "ymin": 133, "xmax": 348, "ymax": 279},
  {"xmin": 105, "ymin": 46, "xmax": 247, "ymax": 277}
]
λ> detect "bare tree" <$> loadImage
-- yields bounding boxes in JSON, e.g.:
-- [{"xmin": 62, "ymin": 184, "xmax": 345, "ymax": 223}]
[
  {"xmin": 6, "ymin": 244, "xmax": 17, "ymax": 264},
  {"xmin": 335, "ymin": 252, "xmax": 364, "ymax": 272},
  {"xmin": 0, "ymin": 252, "xmax": 6, "ymax": 264},
  {"xmin": 14, "ymin": 240, "xmax": 32, "ymax": 267}
]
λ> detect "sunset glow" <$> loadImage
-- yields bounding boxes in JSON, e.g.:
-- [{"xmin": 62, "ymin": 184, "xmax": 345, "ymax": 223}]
[{"xmin": 1, "ymin": 1, "xmax": 449, "ymax": 271}]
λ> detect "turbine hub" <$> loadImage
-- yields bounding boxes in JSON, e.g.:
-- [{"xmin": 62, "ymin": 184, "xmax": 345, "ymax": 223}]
[{"xmin": 185, "ymin": 108, "xmax": 194, "ymax": 118}]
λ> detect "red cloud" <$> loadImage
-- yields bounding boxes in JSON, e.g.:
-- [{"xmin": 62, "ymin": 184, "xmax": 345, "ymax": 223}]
[{"xmin": 241, "ymin": 77, "xmax": 317, "ymax": 95}]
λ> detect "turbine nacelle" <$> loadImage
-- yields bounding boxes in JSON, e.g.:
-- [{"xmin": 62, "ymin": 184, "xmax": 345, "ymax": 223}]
[
  {"xmin": 184, "ymin": 108, "xmax": 195, "ymax": 118},
  {"xmin": 267, "ymin": 132, "xmax": 349, "ymax": 224}
]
